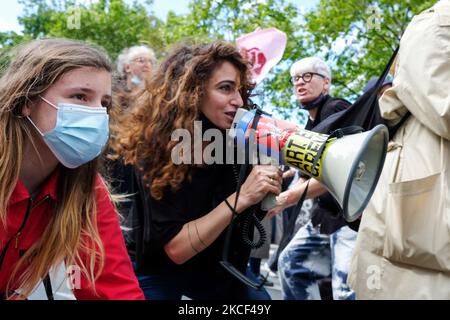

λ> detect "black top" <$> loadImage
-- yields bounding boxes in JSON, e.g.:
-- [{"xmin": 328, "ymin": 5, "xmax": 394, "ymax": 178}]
[
  {"xmin": 304, "ymin": 95, "xmax": 354, "ymax": 234},
  {"xmin": 138, "ymin": 163, "xmax": 250, "ymax": 271},
  {"xmin": 132, "ymin": 126, "xmax": 266, "ymax": 294},
  {"xmin": 305, "ymin": 95, "xmax": 350, "ymax": 129},
  {"xmin": 102, "ymin": 154, "xmax": 137, "ymax": 256}
]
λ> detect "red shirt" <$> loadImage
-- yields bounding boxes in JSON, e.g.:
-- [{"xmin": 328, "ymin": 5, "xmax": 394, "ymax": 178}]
[{"xmin": 0, "ymin": 170, "xmax": 144, "ymax": 300}]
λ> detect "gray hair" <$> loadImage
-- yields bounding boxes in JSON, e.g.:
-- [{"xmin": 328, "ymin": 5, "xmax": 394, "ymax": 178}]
[
  {"xmin": 116, "ymin": 45, "xmax": 156, "ymax": 77},
  {"xmin": 290, "ymin": 57, "xmax": 332, "ymax": 82}
]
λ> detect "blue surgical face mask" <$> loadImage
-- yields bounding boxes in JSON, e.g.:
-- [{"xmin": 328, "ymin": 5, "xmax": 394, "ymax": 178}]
[{"xmin": 27, "ymin": 96, "xmax": 109, "ymax": 169}]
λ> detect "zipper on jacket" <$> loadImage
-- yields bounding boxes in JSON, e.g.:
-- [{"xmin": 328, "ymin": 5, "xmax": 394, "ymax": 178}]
[
  {"xmin": 0, "ymin": 195, "xmax": 50, "ymax": 270},
  {"xmin": 0, "ymin": 198, "xmax": 32, "ymax": 271},
  {"xmin": 14, "ymin": 195, "xmax": 51, "ymax": 249}
]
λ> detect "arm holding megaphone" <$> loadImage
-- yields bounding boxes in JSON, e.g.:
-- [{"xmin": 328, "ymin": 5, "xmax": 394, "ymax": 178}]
[
  {"xmin": 237, "ymin": 165, "xmax": 283, "ymax": 211},
  {"xmin": 164, "ymin": 164, "xmax": 282, "ymax": 265}
]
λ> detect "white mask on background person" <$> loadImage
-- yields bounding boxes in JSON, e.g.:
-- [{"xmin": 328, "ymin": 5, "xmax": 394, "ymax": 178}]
[{"xmin": 130, "ymin": 75, "xmax": 143, "ymax": 87}]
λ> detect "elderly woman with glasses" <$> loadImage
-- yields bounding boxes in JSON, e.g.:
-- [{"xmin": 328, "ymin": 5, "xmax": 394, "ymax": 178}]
[{"xmin": 116, "ymin": 45, "xmax": 156, "ymax": 93}]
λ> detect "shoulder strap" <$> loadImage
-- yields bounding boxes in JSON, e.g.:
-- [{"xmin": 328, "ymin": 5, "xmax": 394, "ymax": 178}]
[
  {"xmin": 375, "ymin": 46, "xmax": 399, "ymax": 92},
  {"xmin": 376, "ymin": 46, "xmax": 411, "ymax": 139},
  {"xmin": 43, "ymin": 274, "xmax": 54, "ymax": 300}
]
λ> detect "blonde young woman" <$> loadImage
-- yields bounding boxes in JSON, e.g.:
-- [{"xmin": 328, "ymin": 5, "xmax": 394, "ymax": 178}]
[{"xmin": 0, "ymin": 38, "xmax": 144, "ymax": 300}]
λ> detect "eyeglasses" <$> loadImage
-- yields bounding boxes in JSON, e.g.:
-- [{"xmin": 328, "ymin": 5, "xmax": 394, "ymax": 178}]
[
  {"xmin": 290, "ymin": 72, "xmax": 325, "ymax": 84},
  {"xmin": 132, "ymin": 57, "xmax": 152, "ymax": 65}
]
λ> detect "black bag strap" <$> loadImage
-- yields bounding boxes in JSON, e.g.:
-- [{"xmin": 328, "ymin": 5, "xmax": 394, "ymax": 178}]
[
  {"xmin": 373, "ymin": 46, "xmax": 411, "ymax": 138},
  {"xmin": 286, "ymin": 126, "xmax": 362, "ymax": 229},
  {"xmin": 363, "ymin": 46, "xmax": 400, "ymax": 129},
  {"xmin": 43, "ymin": 274, "xmax": 54, "ymax": 300},
  {"xmin": 375, "ymin": 46, "xmax": 399, "ymax": 92}
]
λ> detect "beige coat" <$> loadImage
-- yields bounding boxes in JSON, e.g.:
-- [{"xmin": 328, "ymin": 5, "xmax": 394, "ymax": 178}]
[{"xmin": 348, "ymin": 0, "xmax": 450, "ymax": 299}]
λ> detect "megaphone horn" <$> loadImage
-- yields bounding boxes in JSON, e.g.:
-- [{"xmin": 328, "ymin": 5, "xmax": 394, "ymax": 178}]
[{"xmin": 230, "ymin": 108, "xmax": 389, "ymax": 222}]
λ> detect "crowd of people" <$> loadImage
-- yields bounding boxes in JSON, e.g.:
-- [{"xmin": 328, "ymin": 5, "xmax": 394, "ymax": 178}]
[{"xmin": 0, "ymin": 0, "xmax": 449, "ymax": 300}]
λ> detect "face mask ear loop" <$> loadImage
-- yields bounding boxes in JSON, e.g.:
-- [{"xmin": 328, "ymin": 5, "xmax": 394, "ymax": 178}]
[
  {"xmin": 28, "ymin": 96, "xmax": 59, "ymax": 136},
  {"xmin": 38, "ymin": 95, "xmax": 58, "ymax": 110},
  {"xmin": 26, "ymin": 116, "xmax": 45, "ymax": 137}
]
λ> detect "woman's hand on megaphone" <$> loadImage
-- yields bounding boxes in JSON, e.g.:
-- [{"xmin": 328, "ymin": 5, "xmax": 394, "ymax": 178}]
[{"xmin": 238, "ymin": 165, "xmax": 282, "ymax": 210}]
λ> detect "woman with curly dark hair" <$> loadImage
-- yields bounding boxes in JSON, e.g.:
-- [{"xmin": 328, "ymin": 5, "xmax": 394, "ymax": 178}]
[{"xmin": 111, "ymin": 41, "xmax": 282, "ymax": 300}]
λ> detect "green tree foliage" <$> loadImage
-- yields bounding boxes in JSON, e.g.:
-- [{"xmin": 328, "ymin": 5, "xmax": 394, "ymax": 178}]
[
  {"xmin": 302, "ymin": 0, "xmax": 435, "ymax": 100},
  {"xmin": 155, "ymin": 0, "xmax": 434, "ymax": 116},
  {"xmin": 160, "ymin": 0, "xmax": 303, "ymax": 117},
  {"xmin": 0, "ymin": 0, "xmax": 436, "ymax": 118},
  {"xmin": 13, "ymin": 0, "xmax": 164, "ymax": 60}
]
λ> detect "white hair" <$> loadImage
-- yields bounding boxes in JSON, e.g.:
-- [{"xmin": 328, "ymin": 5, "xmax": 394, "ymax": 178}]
[
  {"xmin": 290, "ymin": 57, "xmax": 332, "ymax": 82},
  {"xmin": 116, "ymin": 45, "xmax": 156, "ymax": 77}
]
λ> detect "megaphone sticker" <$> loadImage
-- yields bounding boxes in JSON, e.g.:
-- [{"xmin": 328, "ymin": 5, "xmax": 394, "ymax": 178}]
[{"xmin": 283, "ymin": 130, "xmax": 333, "ymax": 179}]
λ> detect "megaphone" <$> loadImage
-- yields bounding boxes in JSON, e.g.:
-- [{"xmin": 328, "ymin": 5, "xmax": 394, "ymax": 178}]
[{"xmin": 229, "ymin": 108, "xmax": 388, "ymax": 222}]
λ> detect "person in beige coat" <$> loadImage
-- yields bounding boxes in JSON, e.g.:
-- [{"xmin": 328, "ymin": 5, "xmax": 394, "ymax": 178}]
[{"xmin": 348, "ymin": 0, "xmax": 450, "ymax": 299}]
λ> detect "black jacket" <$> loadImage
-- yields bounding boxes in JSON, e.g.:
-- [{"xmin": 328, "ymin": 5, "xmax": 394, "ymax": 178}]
[{"xmin": 304, "ymin": 95, "xmax": 355, "ymax": 234}]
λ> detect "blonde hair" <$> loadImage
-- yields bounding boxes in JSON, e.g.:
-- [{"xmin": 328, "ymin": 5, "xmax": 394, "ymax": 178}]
[{"xmin": 0, "ymin": 38, "xmax": 112, "ymax": 299}]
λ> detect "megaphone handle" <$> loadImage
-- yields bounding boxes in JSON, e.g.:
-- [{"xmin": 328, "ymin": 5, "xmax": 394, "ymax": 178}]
[{"xmin": 261, "ymin": 193, "xmax": 277, "ymax": 211}]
